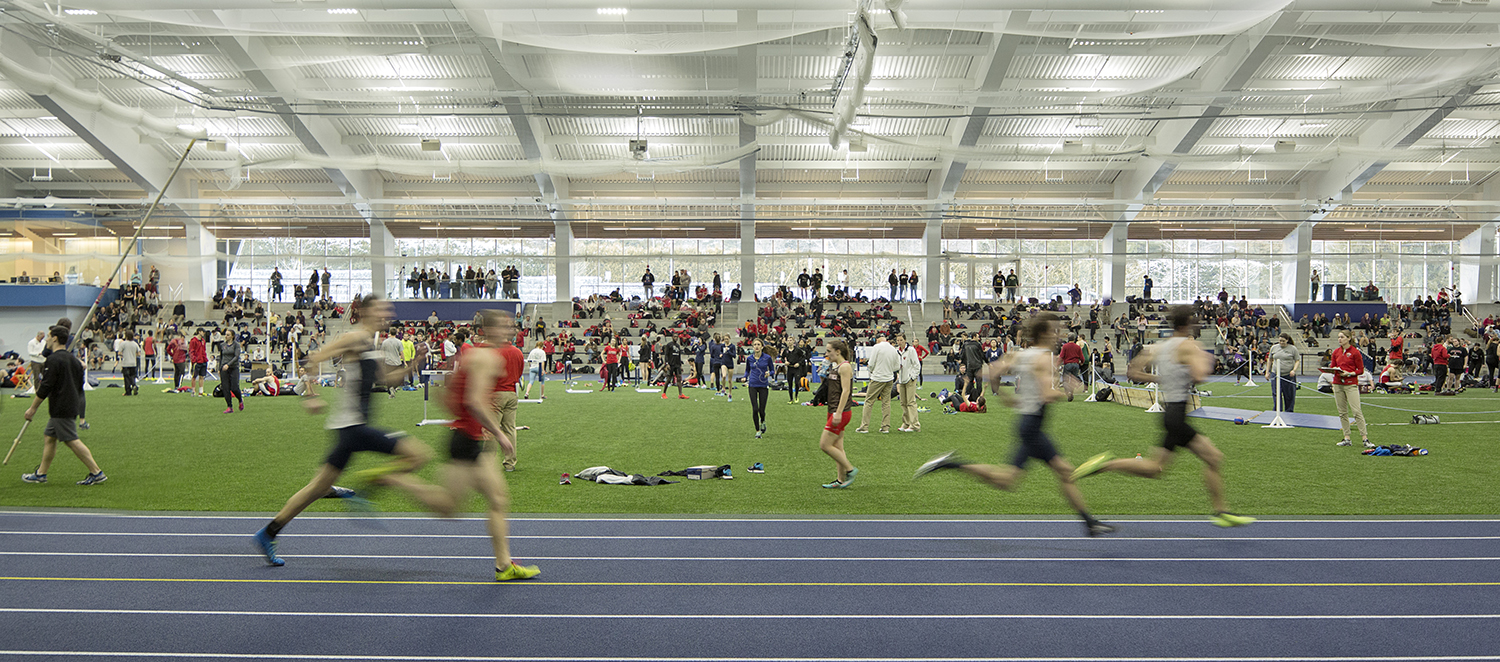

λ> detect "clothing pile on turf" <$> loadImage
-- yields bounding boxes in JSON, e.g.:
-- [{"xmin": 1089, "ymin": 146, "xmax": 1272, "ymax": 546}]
[
  {"xmin": 574, "ymin": 466, "xmax": 678, "ymax": 485},
  {"xmin": 1362, "ymin": 444, "xmax": 1429, "ymax": 456}
]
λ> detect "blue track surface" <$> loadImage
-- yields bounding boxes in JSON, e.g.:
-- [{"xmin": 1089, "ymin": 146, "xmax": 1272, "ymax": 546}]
[{"xmin": 0, "ymin": 511, "xmax": 1498, "ymax": 661}]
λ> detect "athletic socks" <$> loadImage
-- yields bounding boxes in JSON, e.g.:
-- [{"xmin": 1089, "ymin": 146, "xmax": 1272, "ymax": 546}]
[{"xmin": 265, "ymin": 520, "xmax": 285, "ymax": 539}]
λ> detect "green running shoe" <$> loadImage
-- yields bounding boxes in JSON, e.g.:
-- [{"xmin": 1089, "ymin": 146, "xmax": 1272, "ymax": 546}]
[
  {"xmin": 1071, "ymin": 452, "xmax": 1115, "ymax": 481},
  {"xmin": 496, "ymin": 562, "xmax": 541, "ymax": 581},
  {"xmin": 1212, "ymin": 512, "xmax": 1257, "ymax": 527}
]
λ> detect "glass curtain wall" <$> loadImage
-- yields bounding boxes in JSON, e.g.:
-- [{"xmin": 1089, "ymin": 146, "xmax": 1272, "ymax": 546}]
[
  {"xmin": 1311, "ymin": 240, "xmax": 1455, "ymax": 304},
  {"xmin": 224, "ymin": 238, "xmax": 372, "ymax": 303},
  {"xmin": 393, "ymin": 238, "xmax": 555, "ymax": 301},
  {"xmin": 940, "ymin": 239, "xmax": 1103, "ymax": 303},
  {"xmin": 1126, "ymin": 240, "xmax": 1284, "ymax": 303},
  {"xmin": 753, "ymin": 238, "xmax": 925, "ymax": 300},
  {"xmin": 573, "ymin": 238, "xmax": 738, "ymax": 299}
]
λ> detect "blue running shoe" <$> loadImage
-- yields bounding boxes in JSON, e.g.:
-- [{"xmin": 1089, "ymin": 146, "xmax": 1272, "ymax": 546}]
[
  {"xmin": 842, "ymin": 467, "xmax": 859, "ymax": 487},
  {"xmin": 253, "ymin": 526, "xmax": 285, "ymax": 566}
]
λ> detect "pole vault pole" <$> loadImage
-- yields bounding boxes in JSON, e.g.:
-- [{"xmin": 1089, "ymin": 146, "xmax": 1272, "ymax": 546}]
[{"xmin": 67, "ymin": 139, "xmax": 200, "ymax": 354}]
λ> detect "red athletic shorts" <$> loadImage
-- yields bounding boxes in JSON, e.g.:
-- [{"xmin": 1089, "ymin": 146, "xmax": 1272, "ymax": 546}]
[{"xmin": 824, "ymin": 410, "xmax": 852, "ymax": 435}]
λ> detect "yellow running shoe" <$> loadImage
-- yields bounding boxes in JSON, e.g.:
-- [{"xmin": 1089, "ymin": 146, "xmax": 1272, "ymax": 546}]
[
  {"xmin": 1212, "ymin": 512, "xmax": 1257, "ymax": 527},
  {"xmin": 496, "ymin": 562, "xmax": 541, "ymax": 581},
  {"xmin": 1071, "ymin": 452, "xmax": 1115, "ymax": 481}
]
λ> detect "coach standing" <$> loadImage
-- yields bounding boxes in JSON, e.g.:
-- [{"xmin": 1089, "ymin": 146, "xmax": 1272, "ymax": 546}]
[
  {"xmin": 1267, "ymin": 334, "xmax": 1300, "ymax": 413},
  {"xmin": 855, "ymin": 334, "xmax": 900, "ymax": 434},
  {"xmin": 21, "ymin": 326, "xmax": 106, "ymax": 485},
  {"xmin": 895, "ymin": 334, "xmax": 921, "ymax": 432}
]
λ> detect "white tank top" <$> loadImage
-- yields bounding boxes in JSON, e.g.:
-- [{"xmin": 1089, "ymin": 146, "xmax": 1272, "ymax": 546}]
[
  {"xmin": 327, "ymin": 338, "xmax": 382, "ymax": 430},
  {"xmin": 1014, "ymin": 347, "xmax": 1050, "ymax": 417},
  {"xmin": 1154, "ymin": 336, "xmax": 1193, "ymax": 403}
]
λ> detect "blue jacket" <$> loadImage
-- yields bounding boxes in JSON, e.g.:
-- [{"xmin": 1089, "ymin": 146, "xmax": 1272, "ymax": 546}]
[{"xmin": 745, "ymin": 353, "xmax": 773, "ymax": 388}]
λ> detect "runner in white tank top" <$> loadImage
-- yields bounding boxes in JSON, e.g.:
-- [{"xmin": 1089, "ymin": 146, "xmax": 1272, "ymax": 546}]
[
  {"xmin": 914, "ymin": 312, "xmax": 1115, "ymax": 537},
  {"xmin": 1071, "ymin": 306, "xmax": 1256, "ymax": 528}
]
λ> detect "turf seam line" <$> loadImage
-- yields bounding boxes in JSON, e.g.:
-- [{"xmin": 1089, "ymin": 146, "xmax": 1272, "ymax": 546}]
[
  {"xmin": 8, "ymin": 531, "xmax": 1500, "ymax": 542},
  {"xmin": 5, "ymin": 513, "xmax": 1500, "ymax": 523}
]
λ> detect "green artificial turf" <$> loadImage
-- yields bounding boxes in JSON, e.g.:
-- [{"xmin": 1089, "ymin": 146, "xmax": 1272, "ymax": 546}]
[{"xmin": 0, "ymin": 377, "xmax": 1496, "ymax": 516}]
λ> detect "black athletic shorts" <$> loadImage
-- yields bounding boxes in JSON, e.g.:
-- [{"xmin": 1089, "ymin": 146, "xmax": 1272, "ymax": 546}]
[
  {"xmin": 1161, "ymin": 402, "xmax": 1198, "ymax": 451},
  {"xmin": 448, "ymin": 428, "xmax": 485, "ymax": 463},
  {"xmin": 192, "ymin": 362, "xmax": 208, "ymax": 378},
  {"xmin": 1009, "ymin": 413, "xmax": 1059, "ymax": 468},
  {"xmin": 325, "ymin": 425, "xmax": 404, "ymax": 470}
]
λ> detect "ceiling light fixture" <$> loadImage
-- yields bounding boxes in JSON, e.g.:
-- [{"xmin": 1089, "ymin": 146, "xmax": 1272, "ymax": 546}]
[
  {"xmin": 64, "ymin": 8, "xmax": 97, "ymax": 15},
  {"xmin": 597, "ymin": 7, "xmax": 629, "ymax": 15},
  {"xmin": 52, "ymin": 232, "xmax": 77, "ymax": 237},
  {"xmin": 417, "ymin": 226, "xmax": 520, "ymax": 231},
  {"xmin": 327, "ymin": 8, "xmax": 358, "ymax": 14}
]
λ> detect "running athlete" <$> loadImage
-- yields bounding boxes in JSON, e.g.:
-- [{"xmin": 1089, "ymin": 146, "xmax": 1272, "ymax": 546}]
[
  {"xmin": 446, "ymin": 311, "xmax": 541, "ymax": 581},
  {"xmin": 253, "ymin": 294, "xmax": 452, "ymax": 566},
  {"xmin": 818, "ymin": 339, "xmax": 858, "ymax": 488},
  {"xmin": 1072, "ymin": 306, "xmax": 1256, "ymax": 528},
  {"xmin": 745, "ymin": 339, "xmax": 774, "ymax": 438},
  {"xmin": 914, "ymin": 313, "xmax": 1114, "ymax": 537}
]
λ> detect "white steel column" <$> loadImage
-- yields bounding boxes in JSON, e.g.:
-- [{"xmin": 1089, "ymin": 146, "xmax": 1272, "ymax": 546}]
[
  {"xmin": 1103, "ymin": 223, "xmax": 1128, "ymax": 302},
  {"xmin": 1460, "ymin": 222, "xmax": 1498, "ymax": 305},
  {"xmin": 369, "ymin": 219, "xmax": 396, "ymax": 299},
  {"xmin": 1283, "ymin": 222, "xmax": 1313, "ymax": 303}
]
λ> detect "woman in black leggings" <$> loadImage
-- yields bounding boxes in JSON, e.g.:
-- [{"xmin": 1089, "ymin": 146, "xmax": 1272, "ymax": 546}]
[
  {"xmin": 744, "ymin": 339, "xmax": 774, "ymax": 438},
  {"xmin": 784, "ymin": 339, "xmax": 808, "ymax": 403}
]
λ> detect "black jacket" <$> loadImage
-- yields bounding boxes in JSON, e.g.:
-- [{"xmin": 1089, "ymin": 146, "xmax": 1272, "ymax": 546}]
[{"xmin": 37, "ymin": 349, "xmax": 85, "ymax": 419}]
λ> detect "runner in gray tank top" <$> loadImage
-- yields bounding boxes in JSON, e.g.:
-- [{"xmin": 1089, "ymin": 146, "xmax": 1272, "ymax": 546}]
[
  {"xmin": 914, "ymin": 312, "xmax": 1115, "ymax": 537},
  {"xmin": 1072, "ymin": 306, "xmax": 1256, "ymax": 528}
]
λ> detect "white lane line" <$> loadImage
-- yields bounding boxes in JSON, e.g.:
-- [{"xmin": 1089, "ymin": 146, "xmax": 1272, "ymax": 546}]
[
  {"xmin": 3, "ymin": 531, "xmax": 1498, "ymax": 542},
  {"xmin": 2, "ymin": 511, "xmax": 1498, "ymax": 524},
  {"xmin": 2, "ymin": 551, "xmax": 1499, "ymax": 563},
  {"xmin": 0, "ymin": 652, "xmax": 1495, "ymax": 662},
  {"xmin": 3, "ymin": 607, "xmax": 1500, "ymax": 621}
]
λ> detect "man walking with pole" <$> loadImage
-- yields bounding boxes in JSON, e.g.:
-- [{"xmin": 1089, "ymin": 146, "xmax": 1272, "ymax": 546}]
[{"xmin": 20, "ymin": 326, "xmax": 106, "ymax": 486}]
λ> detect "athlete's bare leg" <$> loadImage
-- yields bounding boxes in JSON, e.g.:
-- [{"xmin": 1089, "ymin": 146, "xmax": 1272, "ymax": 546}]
[
  {"xmin": 1185, "ymin": 435, "xmax": 1228, "ymax": 513},
  {"xmin": 1097, "ymin": 445, "xmax": 1175, "ymax": 478},
  {"xmin": 955, "ymin": 463, "xmax": 1019, "ymax": 491},
  {"xmin": 271, "ymin": 464, "xmax": 343, "ymax": 526},
  {"xmin": 1045, "ymin": 456, "xmax": 1090, "ymax": 514},
  {"xmin": 818, "ymin": 430, "xmax": 853, "ymax": 481}
]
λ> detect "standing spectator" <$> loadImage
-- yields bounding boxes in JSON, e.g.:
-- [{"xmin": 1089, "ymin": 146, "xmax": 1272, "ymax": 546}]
[
  {"xmin": 1005, "ymin": 269, "xmax": 1019, "ymax": 302},
  {"xmin": 189, "ymin": 330, "xmax": 209, "ymax": 397},
  {"xmin": 811, "ymin": 268, "xmax": 825, "ymax": 297},
  {"xmin": 1331, "ymin": 331, "xmax": 1371, "ymax": 448},
  {"xmin": 992, "ymin": 270, "xmax": 1004, "ymax": 301},
  {"xmin": 895, "ymin": 333, "xmax": 921, "ymax": 433},
  {"xmin": 838, "ymin": 269, "xmax": 849, "ymax": 296},
  {"xmin": 642, "ymin": 267, "xmax": 656, "ymax": 299},
  {"xmin": 219, "ymin": 334, "xmax": 245, "ymax": 413},
  {"xmin": 118, "ymin": 331, "xmax": 142, "ymax": 397},
  {"xmin": 270, "ymin": 268, "xmax": 284, "ymax": 302},
  {"xmin": 899, "ymin": 270, "xmax": 910, "ymax": 301},
  {"xmin": 307, "ymin": 269, "xmax": 320, "ymax": 299},
  {"xmin": 961, "ymin": 333, "xmax": 985, "ymax": 389},
  {"xmin": 1310, "ymin": 269, "xmax": 1321, "ymax": 302},
  {"xmin": 21, "ymin": 326, "xmax": 106, "ymax": 486},
  {"xmin": 797, "ymin": 269, "xmax": 810, "ymax": 300},
  {"xmin": 486, "ymin": 269, "xmax": 498, "ymax": 299},
  {"xmin": 142, "ymin": 330, "xmax": 157, "ymax": 379},
  {"xmin": 1431, "ymin": 334, "xmax": 1450, "ymax": 394},
  {"xmin": 712, "ymin": 271, "xmax": 722, "ymax": 296},
  {"xmin": 1143, "ymin": 274, "xmax": 1154, "ymax": 301},
  {"xmin": 1266, "ymin": 333, "xmax": 1299, "ymax": 413},
  {"xmin": 382, "ymin": 331, "xmax": 405, "ymax": 399},
  {"xmin": 168, "ymin": 330, "xmax": 188, "ymax": 391},
  {"xmin": 1058, "ymin": 334, "xmax": 1084, "ymax": 400},
  {"xmin": 26, "ymin": 331, "xmax": 46, "ymax": 394},
  {"xmin": 784, "ymin": 337, "xmax": 809, "ymax": 403},
  {"xmin": 909, "ymin": 271, "xmax": 920, "ymax": 301},
  {"xmin": 887, "ymin": 269, "xmax": 899, "ymax": 301},
  {"xmin": 1068, "ymin": 283, "xmax": 1082, "ymax": 308},
  {"xmin": 524, "ymin": 341, "xmax": 547, "ymax": 400}
]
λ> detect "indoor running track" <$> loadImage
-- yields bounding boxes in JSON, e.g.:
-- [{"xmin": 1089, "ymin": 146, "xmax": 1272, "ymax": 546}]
[{"xmin": 1, "ymin": 511, "xmax": 1498, "ymax": 662}]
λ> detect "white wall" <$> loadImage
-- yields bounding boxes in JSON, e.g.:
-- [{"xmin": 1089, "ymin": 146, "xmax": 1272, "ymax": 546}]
[{"xmin": 0, "ymin": 307, "xmax": 86, "ymax": 359}]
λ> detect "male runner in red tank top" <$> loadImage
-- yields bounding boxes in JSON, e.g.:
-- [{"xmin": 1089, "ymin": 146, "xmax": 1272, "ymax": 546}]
[{"xmin": 446, "ymin": 310, "xmax": 539, "ymax": 581}]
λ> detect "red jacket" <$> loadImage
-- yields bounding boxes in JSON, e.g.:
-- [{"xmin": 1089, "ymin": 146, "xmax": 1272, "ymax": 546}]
[
  {"xmin": 188, "ymin": 336, "xmax": 207, "ymax": 363},
  {"xmin": 1330, "ymin": 346, "xmax": 1363, "ymax": 386},
  {"xmin": 1431, "ymin": 343, "xmax": 1449, "ymax": 366},
  {"xmin": 1059, "ymin": 342, "xmax": 1083, "ymax": 366}
]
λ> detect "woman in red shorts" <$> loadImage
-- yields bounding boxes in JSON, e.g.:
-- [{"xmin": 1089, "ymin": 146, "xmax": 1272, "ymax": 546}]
[{"xmin": 818, "ymin": 339, "xmax": 858, "ymax": 488}]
